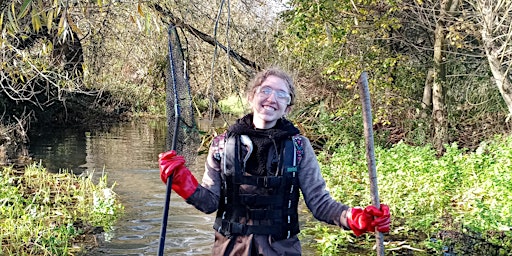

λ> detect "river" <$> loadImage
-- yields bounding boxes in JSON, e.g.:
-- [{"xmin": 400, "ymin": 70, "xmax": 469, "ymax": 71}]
[{"xmin": 28, "ymin": 119, "xmax": 317, "ymax": 255}]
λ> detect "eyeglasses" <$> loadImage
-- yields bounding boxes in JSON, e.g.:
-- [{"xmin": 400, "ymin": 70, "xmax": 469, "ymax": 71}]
[{"xmin": 256, "ymin": 86, "xmax": 291, "ymax": 105}]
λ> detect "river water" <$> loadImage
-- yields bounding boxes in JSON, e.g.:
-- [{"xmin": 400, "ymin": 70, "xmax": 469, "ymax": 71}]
[{"xmin": 28, "ymin": 119, "xmax": 317, "ymax": 256}]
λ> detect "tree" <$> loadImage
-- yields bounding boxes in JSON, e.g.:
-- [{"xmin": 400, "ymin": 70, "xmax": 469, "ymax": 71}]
[
  {"xmin": 432, "ymin": 0, "xmax": 460, "ymax": 154},
  {"xmin": 1, "ymin": 0, "xmax": 88, "ymax": 109},
  {"xmin": 474, "ymin": 0, "xmax": 512, "ymax": 120},
  {"xmin": 1, "ymin": 0, "xmax": 292, "ymax": 160},
  {"xmin": 392, "ymin": 0, "xmax": 512, "ymax": 151},
  {"xmin": 142, "ymin": 0, "xmax": 292, "ymax": 121},
  {"xmin": 0, "ymin": 0, "xmax": 165, "ymax": 160},
  {"xmin": 278, "ymin": 0, "xmax": 512, "ymax": 151},
  {"xmin": 1, "ymin": 0, "xmax": 93, "ymax": 161}
]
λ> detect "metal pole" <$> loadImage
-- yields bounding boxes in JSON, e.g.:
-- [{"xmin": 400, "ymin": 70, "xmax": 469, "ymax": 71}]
[{"xmin": 157, "ymin": 25, "xmax": 181, "ymax": 256}]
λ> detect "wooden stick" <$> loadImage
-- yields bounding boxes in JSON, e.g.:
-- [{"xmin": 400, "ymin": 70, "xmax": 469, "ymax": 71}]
[{"xmin": 358, "ymin": 71, "xmax": 385, "ymax": 256}]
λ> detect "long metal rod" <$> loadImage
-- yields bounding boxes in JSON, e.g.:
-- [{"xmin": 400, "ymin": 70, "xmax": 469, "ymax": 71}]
[
  {"xmin": 358, "ymin": 71, "xmax": 385, "ymax": 256},
  {"xmin": 157, "ymin": 25, "xmax": 181, "ymax": 256}
]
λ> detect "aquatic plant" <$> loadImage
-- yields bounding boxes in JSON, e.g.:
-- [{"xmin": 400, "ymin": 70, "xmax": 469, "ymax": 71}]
[
  {"xmin": 0, "ymin": 163, "xmax": 123, "ymax": 255},
  {"xmin": 302, "ymin": 135, "xmax": 512, "ymax": 255}
]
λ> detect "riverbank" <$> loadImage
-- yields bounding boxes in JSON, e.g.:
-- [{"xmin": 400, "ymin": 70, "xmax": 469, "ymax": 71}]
[
  {"xmin": 0, "ymin": 163, "xmax": 123, "ymax": 255},
  {"xmin": 301, "ymin": 135, "xmax": 512, "ymax": 255}
]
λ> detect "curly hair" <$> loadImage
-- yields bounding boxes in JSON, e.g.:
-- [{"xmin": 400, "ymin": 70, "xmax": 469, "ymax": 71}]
[{"xmin": 246, "ymin": 67, "xmax": 296, "ymax": 106}]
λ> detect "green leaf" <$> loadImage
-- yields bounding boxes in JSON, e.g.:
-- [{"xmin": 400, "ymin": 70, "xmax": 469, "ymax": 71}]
[
  {"xmin": 18, "ymin": 0, "xmax": 33, "ymax": 19},
  {"xmin": 32, "ymin": 11, "xmax": 41, "ymax": 32},
  {"xmin": 7, "ymin": 8, "xmax": 19, "ymax": 32},
  {"xmin": 47, "ymin": 9, "xmax": 54, "ymax": 31},
  {"xmin": 145, "ymin": 13, "xmax": 150, "ymax": 33},
  {"xmin": 57, "ymin": 11, "xmax": 66, "ymax": 36}
]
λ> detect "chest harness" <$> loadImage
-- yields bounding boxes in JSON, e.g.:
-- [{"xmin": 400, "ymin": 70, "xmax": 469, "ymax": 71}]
[{"xmin": 213, "ymin": 134, "xmax": 303, "ymax": 240}]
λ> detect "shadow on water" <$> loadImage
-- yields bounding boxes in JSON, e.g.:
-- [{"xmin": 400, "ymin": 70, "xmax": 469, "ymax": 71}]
[{"xmin": 28, "ymin": 119, "xmax": 318, "ymax": 256}]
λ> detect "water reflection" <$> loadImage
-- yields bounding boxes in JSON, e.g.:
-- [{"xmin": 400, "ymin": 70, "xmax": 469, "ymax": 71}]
[
  {"xmin": 28, "ymin": 126, "xmax": 89, "ymax": 174},
  {"xmin": 28, "ymin": 120, "xmax": 214, "ymax": 255}
]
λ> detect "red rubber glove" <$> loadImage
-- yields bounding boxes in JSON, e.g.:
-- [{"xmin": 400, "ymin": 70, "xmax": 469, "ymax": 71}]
[
  {"xmin": 348, "ymin": 204, "xmax": 391, "ymax": 236},
  {"xmin": 159, "ymin": 150, "xmax": 199, "ymax": 200},
  {"xmin": 159, "ymin": 150, "xmax": 185, "ymax": 184},
  {"xmin": 366, "ymin": 204, "xmax": 391, "ymax": 233}
]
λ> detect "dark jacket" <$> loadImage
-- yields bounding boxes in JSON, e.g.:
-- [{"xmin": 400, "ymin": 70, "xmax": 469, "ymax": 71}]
[{"xmin": 186, "ymin": 115, "xmax": 350, "ymax": 255}]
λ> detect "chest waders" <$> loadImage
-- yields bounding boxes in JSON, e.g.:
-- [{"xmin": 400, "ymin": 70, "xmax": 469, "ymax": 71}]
[{"xmin": 213, "ymin": 135, "xmax": 301, "ymax": 241}]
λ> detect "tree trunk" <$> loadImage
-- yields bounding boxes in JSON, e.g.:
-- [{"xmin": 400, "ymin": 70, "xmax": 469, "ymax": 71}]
[
  {"xmin": 432, "ymin": 24, "xmax": 448, "ymax": 155},
  {"xmin": 422, "ymin": 68, "xmax": 434, "ymax": 118},
  {"xmin": 432, "ymin": 0, "xmax": 459, "ymax": 155},
  {"xmin": 432, "ymin": 7, "xmax": 447, "ymax": 154},
  {"xmin": 479, "ymin": 0, "xmax": 512, "ymax": 119}
]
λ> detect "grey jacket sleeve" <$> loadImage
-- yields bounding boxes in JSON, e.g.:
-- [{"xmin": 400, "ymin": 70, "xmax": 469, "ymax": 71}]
[
  {"xmin": 298, "ymin": 136, "xmax": 351, "ymax": 229},
  {"xmin": 185, "ymin": 140, "xmax": 222, "ymax": 214}
]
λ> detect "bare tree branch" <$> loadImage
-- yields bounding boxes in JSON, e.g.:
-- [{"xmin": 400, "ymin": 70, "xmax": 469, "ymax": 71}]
[{"xmin": 149, "ymin": 2, "xmax": 261, "ymax": 72}]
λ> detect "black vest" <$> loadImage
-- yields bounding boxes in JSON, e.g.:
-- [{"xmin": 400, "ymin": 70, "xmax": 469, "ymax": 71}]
[{"xmin": 213, "ymin": 134, "xmax": 301, "ymax": 240}]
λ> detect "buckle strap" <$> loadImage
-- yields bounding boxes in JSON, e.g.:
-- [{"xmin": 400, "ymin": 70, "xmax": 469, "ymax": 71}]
[
  {"xmin": 240, "ymin": 194, "xmax": 282, "ymax": 207},
  {"xmin": 215, "ymin": 219, "xmax": 282, "ymax": 236},
  {"xmin": 248, "ymin": 209, "xmax": 282, "ymax": 220},
  {"xmin": 234, "ymin": 175, "xmax": 282, "ymax": 188}
]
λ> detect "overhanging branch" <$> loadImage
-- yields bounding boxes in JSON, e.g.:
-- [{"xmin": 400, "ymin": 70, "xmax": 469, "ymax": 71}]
[{"xmin": 150, "ymin": 3, "xmax": 261, "ymax": 72}]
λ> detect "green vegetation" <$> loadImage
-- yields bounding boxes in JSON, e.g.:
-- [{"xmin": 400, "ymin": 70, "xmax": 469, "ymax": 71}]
[
  {"xmin": 2, "ymin": 0, "xmax": 512, "ymax": 254},
  {"xmin": 0, "ymin": 164, "xmax": 123, "ymax": 256},
  {"xmin": 299, "ymin": 136, "xmax": 512, "ymax": 255},
  {"xmin": 218, "ymin": 95, "xmax": 248, "ymax": 117}
]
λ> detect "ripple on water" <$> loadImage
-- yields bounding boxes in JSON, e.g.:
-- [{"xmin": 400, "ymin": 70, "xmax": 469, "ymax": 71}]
[
  {"xmin": 129, "ymin": 224, "xmax": 153, "ymax": 231},
  {"xmin": 118, "ymin": 234, "xmax": 145, "ymax": 240}
]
